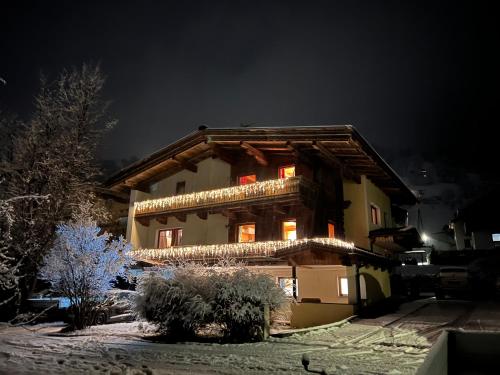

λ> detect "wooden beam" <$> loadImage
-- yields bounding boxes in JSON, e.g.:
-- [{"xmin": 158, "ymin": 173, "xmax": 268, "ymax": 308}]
[
  {"xmin": 156, "ymin": 216, "xmax": 168, "ymax": 225},
  {"xmin": 240, "ymin": 142, "xmax": 268, "ymax": 166},
  {"xmin": 174, "ymin": 213, "xmax": 187, "ymax": 222},
  {"xmin": 125, "ymin": 180, "xmax": 150, "ymax": 193},
  {"xmin": 196, "ymin": 211, "xmax": 208, "ymax": 220},
  {"xmin": 243, "ymin": 206, "xmax": 261, "ymax": 217},
  {"xmin": 272, "ymin": 204, "xmax": 288, "ymax": 215},
  {"xmin": 172, "ymin": 156, "xmax": 197, "ymax": 173},
  {"xmin": 207, "ymin": 142, "xmax": 235, "ymax": 164},
  {"xmin": 312, "ymin": 141, "xmax": 360, "ymax": 183},
  {"xmin": 221, "ymin": 209, "xmax": 236, "ymax": 219},
  {"xmin": 135, "ymin": 216, "xmax": 150, "ymax": 227}
]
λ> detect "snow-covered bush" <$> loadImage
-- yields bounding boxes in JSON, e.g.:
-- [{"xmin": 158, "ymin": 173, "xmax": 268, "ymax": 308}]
[
  {"xmin": 212, "ymin": 268, "xmax": 287, "ymax": 341},
  {"xmin": 40, "ymin": 221, "xmax": 132, "ymax": 329},
  {"xmin": 135, "ymin": 263, "xmax": 214, "ymax": 337},
  {"xmin": 135, "ymin": 260, "xmax": 286, "ymax": 341}
]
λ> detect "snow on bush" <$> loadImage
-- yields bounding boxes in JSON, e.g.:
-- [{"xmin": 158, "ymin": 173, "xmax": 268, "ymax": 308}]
[
  {"xmin": 135, "ymin": 260, "xmax": 286, "ymax": 341},
  {"xmin": 40, "ymin": 221, "xmax": 132, "ymax": 329},
  {"xmin": 212, "ymin": 267, "xmax": 286, "ymax": 341}
]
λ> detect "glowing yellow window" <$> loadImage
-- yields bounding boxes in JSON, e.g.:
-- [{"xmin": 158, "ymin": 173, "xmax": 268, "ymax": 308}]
[
  {"xmin": 238, "ymin": 224, "xmax": 255, "ymax": 243},
  {"xmin": 238, "ymin": 174, "xmax": 257, "ymax": 185},
  {"xmin": 278, "ymin": 165, "xmax": 295, "ymax": 179},
  {"xmin": 328, "ymin": 222, "xmax": 335, "ymax": 238},
  {"xmin": 282, "ymin": 220, "xmax": 297, "ymax": 241},
  {"xmin": 339, "ymin": 277, "xmax": 349, "ymax": 297}
]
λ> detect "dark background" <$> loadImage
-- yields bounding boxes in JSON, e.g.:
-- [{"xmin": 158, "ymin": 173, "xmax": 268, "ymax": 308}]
[{"xmin": 1, "ymin": 0, "xmax": 499, "ymax": 182}]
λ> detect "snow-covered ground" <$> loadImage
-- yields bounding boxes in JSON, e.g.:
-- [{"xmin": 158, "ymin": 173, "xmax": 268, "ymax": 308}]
[
  {"xmin": 0, "ymin": 318, "xmax": 430, "ymax": 374},
  {"xmin": 8, "ymin": 298, "xmax": 499, "ymax": 374}
]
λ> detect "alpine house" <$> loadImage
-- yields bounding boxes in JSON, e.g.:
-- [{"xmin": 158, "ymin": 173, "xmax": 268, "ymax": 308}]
[{"xmin": 105, "ymin": 125, "xmax": 419, "ymax": 327}]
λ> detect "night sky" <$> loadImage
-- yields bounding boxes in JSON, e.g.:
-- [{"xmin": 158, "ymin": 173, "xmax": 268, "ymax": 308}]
[{"xmin": 1, "ymin": 0, "xmax": 499, "ymax": 180}]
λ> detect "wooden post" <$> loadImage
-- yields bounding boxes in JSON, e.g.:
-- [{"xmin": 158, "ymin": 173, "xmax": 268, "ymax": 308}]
[
  {"xmin": 263, "ymin": 304, "xmax": 270, "ymax": 340},
  {"xmin": 292, "ymin": 266, "xmax": 297, "ymax": 300}
]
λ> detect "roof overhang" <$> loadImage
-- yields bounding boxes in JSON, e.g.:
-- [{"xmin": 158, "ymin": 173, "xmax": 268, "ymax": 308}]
[{"xmin": 105, "ymin": 125, "xmax": 417, "ymax": 205}]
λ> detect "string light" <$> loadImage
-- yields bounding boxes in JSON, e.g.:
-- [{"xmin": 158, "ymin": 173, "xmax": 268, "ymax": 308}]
[
  {"xmin": 134, "ymin": 176, "xmax": 303, "ymax": 215},
  {"xmin": 132, "ymin": 237, "xmax": 355, "ymax": 262}
]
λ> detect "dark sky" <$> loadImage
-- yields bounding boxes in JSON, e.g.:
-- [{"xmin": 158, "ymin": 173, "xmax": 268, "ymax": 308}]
[{"xmin": 1, "ymin": 0, "xmax": 499, "ymax": 179}]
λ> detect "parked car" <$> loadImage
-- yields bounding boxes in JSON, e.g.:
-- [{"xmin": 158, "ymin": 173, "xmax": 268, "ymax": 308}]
[
  {"xmin": 27, "ymin": 289, "xmax": 137, "ymax": 325},
  {"xmin": 435, "ymin": 266, "xmax": 470, "ymax": 299},
  {"xmin": 93, "ymin": 289, "xmax": 137, "ymax": 325}
]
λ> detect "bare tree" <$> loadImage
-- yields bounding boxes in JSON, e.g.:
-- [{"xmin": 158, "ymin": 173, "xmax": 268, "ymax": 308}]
[{"xmin": 0, "ymin": 64, "xmax": 115, "ymax": 316}]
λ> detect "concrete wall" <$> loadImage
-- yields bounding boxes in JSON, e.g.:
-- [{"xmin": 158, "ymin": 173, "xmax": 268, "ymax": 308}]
[
  {"xmin": 343, "ymin": 175, "xmax": 392, "ymax": 251},
  {"xmin": 290, "ymin": 303, "xmax": 354, "ymax": 328},
  {"xmin": 127, "ymin": 158, "xmax": 231, "ymax": 248}
]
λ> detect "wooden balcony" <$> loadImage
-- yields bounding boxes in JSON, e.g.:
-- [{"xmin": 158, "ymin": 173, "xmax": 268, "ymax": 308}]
[{"xmin": 134, "ymin": 176, "xmax": 317, "ymax": 223}]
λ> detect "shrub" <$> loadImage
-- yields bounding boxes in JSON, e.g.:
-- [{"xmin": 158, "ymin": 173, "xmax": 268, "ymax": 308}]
[
  {"xmin": 135, "ymin": 264, "xmax": 214, "ymax": 337},
  {"xmin": 135, "ymin": 260, "xmax": 286, "ymax": 341},
  {"xmin": 212, "ymin": 268, "xmax": 286, "ymax": 341}
]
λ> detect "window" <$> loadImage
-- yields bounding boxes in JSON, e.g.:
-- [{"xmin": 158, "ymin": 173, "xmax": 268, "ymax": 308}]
[
  {"xmin": 328, "ymin": 222, "xmax": 335, "ymax": 238},
  {"xmin": 238, "ymin": 223, "xmax": 255, "ymax": 243},
  {"xmin": 150, "ymin": 182, "xmax": 159, "ymax": 193},
  {"xmin": 278, "ymin": 277, "xmax": 297, "ymax": 297},
  {"xmin": 282, "ymin": 220, "xmax": 297, "ymax": 240},
  {"xmin": 339, "ymin": 277, "xmax": 349, "ymax": 297},
  {"xmin": 278, "ymin": 165, "xmax": 295, "ymax": 179},
  {"xmin": 175, "ymin": 181, "xmax": 186, "ymax": 195},
  {"xmin": 238, "ymin": 174, "xmax": 257, "ymax": 185},
  {"xmin": 370, "ymin": 204, "xmax": 381, "ymax": 225},
  {"xmin": 158, "ymin": 228, "xmax": 183, "ymax": 248},
  {"xmin": 492, "ymin": 233, "xmax": 500, "ymax": 242}
]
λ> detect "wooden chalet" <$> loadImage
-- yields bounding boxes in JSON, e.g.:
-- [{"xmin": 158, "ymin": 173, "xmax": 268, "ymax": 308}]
[{"xmin": 106, "ymin": 125, "xmax": 419, "ymax": 327}]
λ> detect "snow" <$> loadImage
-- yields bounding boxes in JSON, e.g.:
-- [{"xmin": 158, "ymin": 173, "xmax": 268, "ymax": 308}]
[{"xmin": 0, "ymin": 320, "xmax": 429, "ymax": 374}]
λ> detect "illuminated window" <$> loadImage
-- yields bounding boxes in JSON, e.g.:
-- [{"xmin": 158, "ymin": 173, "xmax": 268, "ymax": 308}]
[
  {"xmin": 158, "ymin": 228, "xmax": 183, "ymax": 248},
  {"xmin": 493, "ymin": 233, "xmax": 500, "ymax": 242},
  {"xmin": 370, "ymin": 204, "xmax": 381, "ymax": 225},
  {"xmin": 278, "ymin": 165, "xmax": 295, "ymax": 179},
  {"xmin": 282, "ymin": 220, "xmax": 297, "ymax": 240},
  {"xmin": 175, "ymin": 181, "xmax": 186, "ymax": 195},
  {"xmin": 238, "ymin": 174, "xmax": 257, "ymax": 185},
  {"xmin": 278, "ymin": 277, "xmax": 297, "ymax": 297},
  {"xmin": 328, "ymin": 222, "xmax": 335, "ymax": 238},
  {"xmin": 238, "ymin": 223, "xmax": 255, "ymax": 243},
  {"xmin": 339, "ymin": 277, "xmax": 349, "ymax": 297}
]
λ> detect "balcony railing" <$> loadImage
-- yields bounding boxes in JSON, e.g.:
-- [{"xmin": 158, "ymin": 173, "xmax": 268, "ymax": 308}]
[
  {"xmin": 131, "ymin": 237, "xmax": 355, "ymax": 262},
  {"xmin": 134, "ymin": 176, "xmax": 313, "ymax": 216}
]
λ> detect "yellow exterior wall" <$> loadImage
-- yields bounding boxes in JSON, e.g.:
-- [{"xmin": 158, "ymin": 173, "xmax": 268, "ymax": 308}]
[
  {"xmin": 127, "ymin": 158, "xmax": 231, "ymax": 249},
  {"xmin": 290, "ymin": 303, "xmax": 354, "ymax": 328},
  {"xmin": 365, "ymin": 176, "xmax": 392, "ymax": 232},
  {"xmin": 296, "ymin": 266, "xmax": 349, "ymax": 304},
  {"xmin": 343, "ymin": 175, "xmax": 392, "ymax": 250},
  {"xmin": 345, "ymin": 265, "xmax": 391, "ymax": 306},
  {"xmin": 149, "ymin": 157, "xmax": 231, "ymax": 199},
  {"xmin": 343, "ymin": 178, "xmax": 370, "ymax": 249},
  {"xmin": 360, "ymin": 266, "xmax": 391, "ymax": 304},
  {"xmin": 249, "ymin": 265, "xmax": 293, "ymax": 279}
]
